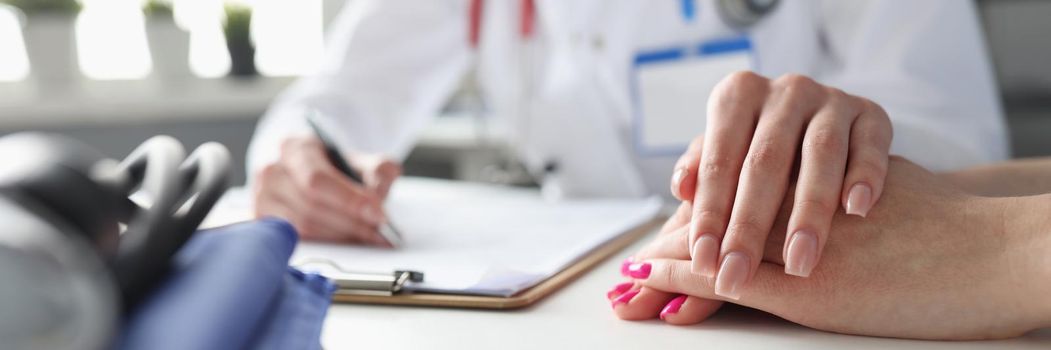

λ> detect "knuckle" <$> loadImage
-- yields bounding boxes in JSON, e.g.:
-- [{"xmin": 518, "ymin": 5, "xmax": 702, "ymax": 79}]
[
  {"xmin": 841, "ymin": 91, "xmax": 868, "ymax": 111},
  {"xmin": 871, "ymin": 111, "xmax": 893, "ymax": 136},
  {"xmin": 795, "ymin": 197, "xmax": 837, "ymax": 218},
  {"xmin": 859, "ymin": 101, "xmax": 893, "ymax": 135},
  {"xmin": 770, "ymin": 77, "xmax": 823, "ymax": 115},
  {"xmin": 657, "ymin": 261, "xmax": 679, "ymax": 286},
  {"xmin": 692, "ymin": 208, "xmax": 728, "ymax": 232},
  {"xmin": 860, "ymin": 98, "xmax": 889, "ymax": 119},
  {"xmin": 858, "ymin": 96, "xmax": 882, "ymax": 112},
  {"xmin": 854, "ymin": 155, "xmax": 888, "ymax": 177},
  {"xmin": 825, "ymin": 86, "xmax": 849, "ymax": 100},
  {"xmin": 712, "ymin": 71, "xmax": 767, "ymax": 108},
  {"xmin": 699, "ymin": 154, "xmax": 735, "ymax": 180},
  {"xmin": 775, "ymin": 73, "xmax": 818, "ymax": 91},
  {"xmin": 803, "ymin": 129, "xmax": 846, "ymax": 154},
  {"xmin": 693, "ymin": 208, "xmax": 726, "ymax": 222},
  {"xmin": 744, "ymin": 141, "xmax": 785, "ymax": 171},
  {"xmin": 825, "ymin": 88, "xmax": 860, "ymax": 113},
  {"xmin": 722, "ymin": 70, "xmax": 764, "ymax": 88},
  {"xmin": 727, "ymin": 215, "xmax": 765, "ymax": 238}
]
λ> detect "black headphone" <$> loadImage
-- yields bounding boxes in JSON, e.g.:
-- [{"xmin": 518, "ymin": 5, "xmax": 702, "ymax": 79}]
[{"xmin": 0, "ymin": 133, "xmax": 231, "ymax": 350}]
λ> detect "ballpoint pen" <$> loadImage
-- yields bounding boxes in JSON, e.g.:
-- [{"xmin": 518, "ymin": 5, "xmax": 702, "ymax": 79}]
[{"xmin": 306, "ymin": 110, "xmax": 403, "ymax": 247}]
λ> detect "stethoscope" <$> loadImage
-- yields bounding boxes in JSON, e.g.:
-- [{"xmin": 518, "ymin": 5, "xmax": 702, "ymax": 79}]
[
  {"xmin": 464, "ymin": 0, "xmax": 779, "ymax": 187},
  {"xmin": 0, "ymin": 133, "xmax": 231, "ymax": 350},
  {"xmin": 716, "ymin": 0, "xmax": 780, "ymax": 28}
]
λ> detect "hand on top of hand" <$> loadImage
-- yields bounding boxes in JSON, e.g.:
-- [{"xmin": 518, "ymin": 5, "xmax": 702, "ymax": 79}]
[
  {"xmin": 669, "ymin": 71, "xmax": 892, "ymax": 298},
  {"xmin": 252, "ymin": 135, "xmax": 402, "ymax": 246},
  {"xmin": 613, "ymin": 157, "xmax": 1051, "ymax": 340}
]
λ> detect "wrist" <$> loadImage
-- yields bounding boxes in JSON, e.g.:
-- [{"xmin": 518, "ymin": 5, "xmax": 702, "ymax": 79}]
[{"xmin": 1003, "ymin": 194, "xmax": 1051, "ymax": 328}]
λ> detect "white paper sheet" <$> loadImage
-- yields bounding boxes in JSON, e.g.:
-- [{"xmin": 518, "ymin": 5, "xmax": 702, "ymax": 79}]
[{"xmin": 290, "ymin": 178, "xmax": 662, "ymax": 297}]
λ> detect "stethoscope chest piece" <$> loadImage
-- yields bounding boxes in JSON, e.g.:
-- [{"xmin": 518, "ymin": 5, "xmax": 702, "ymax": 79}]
[
  {"xmin": 0, "ymin": 197, "xmax": 118, "ymax": 350},
  {"xmin": 717, "ymin": 0, "xmax": 779, "ymax": 29}
]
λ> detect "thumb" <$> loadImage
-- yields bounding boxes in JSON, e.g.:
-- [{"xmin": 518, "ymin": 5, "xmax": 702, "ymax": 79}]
[
  {"xmin": 370, "ymin": 160, "xmax": 401, "ymax": 199},
  {"xmin": 631, "ymin": 258, "xmax": 804, "ymax": 314},
  {"xmin": 671, "ymin": 135, "xmax": 704, "ymax": 201}
]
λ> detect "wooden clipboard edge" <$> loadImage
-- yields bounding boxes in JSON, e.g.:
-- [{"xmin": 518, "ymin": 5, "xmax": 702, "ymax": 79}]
[{"xmin": 330, "ymin": 217, "xmax": 664, "ymax": 309}]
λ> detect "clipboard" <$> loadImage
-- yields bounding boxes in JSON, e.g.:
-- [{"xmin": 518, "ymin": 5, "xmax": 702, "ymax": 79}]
[{"xmin": 308, "ymin": 217, "xmax": 662, "ymax": 310}]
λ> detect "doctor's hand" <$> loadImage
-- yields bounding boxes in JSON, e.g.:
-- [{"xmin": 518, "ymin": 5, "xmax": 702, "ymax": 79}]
[
  {"xmin": 616, "ymin": 157, "xmax": 1051, "ymax": 339},
  {"xmin": 252, "ymin": 136, "xmax": 401, "ymax": 246},
  {"xmin": 670, "ymin": 71, "xmax": 893, "ymax": 298}
]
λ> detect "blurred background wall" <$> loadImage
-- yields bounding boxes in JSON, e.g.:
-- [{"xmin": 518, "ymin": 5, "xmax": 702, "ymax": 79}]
[
  {"xmin": 0, "ymin": 0, "xmax": 1048, "ymax": 186},
  {"xmin": 979, "ymin": 0, "xmax": 1051, "ymax": 158}
]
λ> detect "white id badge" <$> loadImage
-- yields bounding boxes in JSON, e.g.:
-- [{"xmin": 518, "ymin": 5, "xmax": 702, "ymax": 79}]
[{"xmin": 632, "ymin": 36, "xmax": 754, "ymax": 156}]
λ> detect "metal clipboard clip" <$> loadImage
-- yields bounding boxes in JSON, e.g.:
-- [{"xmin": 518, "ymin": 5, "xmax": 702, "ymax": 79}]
[{"xmin": 294, "ymin": 258, "xmax": 424, "ymax": 297}]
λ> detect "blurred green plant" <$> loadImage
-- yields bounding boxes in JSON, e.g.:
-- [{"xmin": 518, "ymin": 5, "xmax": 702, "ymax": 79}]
[
  {"xmin": 143, "ymin": 0, "xmax": 173, "ymax": 18},
  {"xmin": 223, "ymin": 3, "xmax": 256, "ymax": 76},
  {"xmin": 223, "ymin": 4, "xmax": 252, "ymax": 45},
  {"xmin": 1, "ymin": 0, "xmax": 81, "ymax": 14}
]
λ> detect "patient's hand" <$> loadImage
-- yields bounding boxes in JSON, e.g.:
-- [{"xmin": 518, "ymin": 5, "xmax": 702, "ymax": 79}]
[{"xmin": 610, "ymin": 157, "xmax": 1051, "ymax": 339}]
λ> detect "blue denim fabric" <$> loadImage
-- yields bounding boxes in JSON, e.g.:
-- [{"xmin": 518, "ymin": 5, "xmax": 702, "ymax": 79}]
[{"xmin": 117, "ymin": 219, "xmax": 335, "ymax": 350}]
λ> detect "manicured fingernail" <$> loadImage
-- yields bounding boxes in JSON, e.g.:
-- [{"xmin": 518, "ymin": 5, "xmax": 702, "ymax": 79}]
[
  {"xmin": 659, "ymin": 295, "xmax": 688, "ymax": 320},
  {"xmin": 619, "ymin": 258, "xmax": 633, "ymax": 275},
  {"xmin": 691, "ymin": 234, "xmax": 719, "ymax": 277},
  {"xmin": 845, "ymin": 183, "xmax": 872, "ymax": 217},
  {"xmin": 606, "ymin": 282, "xmax": 634, "ymax": 300},
  {"xmin": 715, "ymin": 252, "xmax": 750, "ymax": 300},
  {"xmin": 670, "ymin": 168, "xmax": 688, "ymax": 198},
  {"xmin": 785, "ymin": 231, "xmax": 818, "ymax": 277},
  {"xmin": 611, "ymin": 290, "xmax": 640, "ymax": 309},
  {"xmin": 623, "ymin": 262, "xmax": 651, "ymax": 279}
]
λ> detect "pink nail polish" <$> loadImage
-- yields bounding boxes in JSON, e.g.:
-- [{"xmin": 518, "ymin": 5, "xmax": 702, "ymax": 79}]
[
  {"xmin": 715, "ymin": 252, "xmax": 750, "ymax": 300},
  {"xmin": 660, "ymin": 295, "xmax": 688, "ymax": 320},
  {"xmin": 611, "ymin": 290, "xmax": 640, "ymax": 309},
  {"xmin": 785, "ymin": 231, "xmax": 818, "ymax": 277},
  {"xmin": 606, "ymin": 282, "xmax": 633, "ymax": 300},
  {"xmin": 846, "ymin": 183, "xmax": 873, "ymax": 217},
  {"xmin": 624, "ymin": 262, "xmax": 651, "ymax": 279},
  {"xmin": 619, "ymin": 258, "xmax": 633, "ymax": 276},
  {"xmin": 691, "ymin": 234, "xmax": 720, "ymax": 277}
]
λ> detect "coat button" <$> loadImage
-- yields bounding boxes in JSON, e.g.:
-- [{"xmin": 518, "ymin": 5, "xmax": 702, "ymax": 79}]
[{"xmin": 591, "ymin": 36, "xmax": 605, "ymax": 52}]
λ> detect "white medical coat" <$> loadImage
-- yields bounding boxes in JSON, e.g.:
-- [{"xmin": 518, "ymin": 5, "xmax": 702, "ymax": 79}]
[{"xmin": 247, "ymin": 0, "xmax": 1008, "ymax": 199}]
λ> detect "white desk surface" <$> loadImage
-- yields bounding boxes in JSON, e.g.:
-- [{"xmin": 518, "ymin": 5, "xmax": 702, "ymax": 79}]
[{"xmin": 319, "ymin": 228, "xmax": 1051, "ymax": 349}]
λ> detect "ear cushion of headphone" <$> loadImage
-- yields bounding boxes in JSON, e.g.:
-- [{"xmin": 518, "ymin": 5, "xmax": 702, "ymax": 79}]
[{"xmin": 0, "ymin": 196, "xmax": 117, "ymax": 350}]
